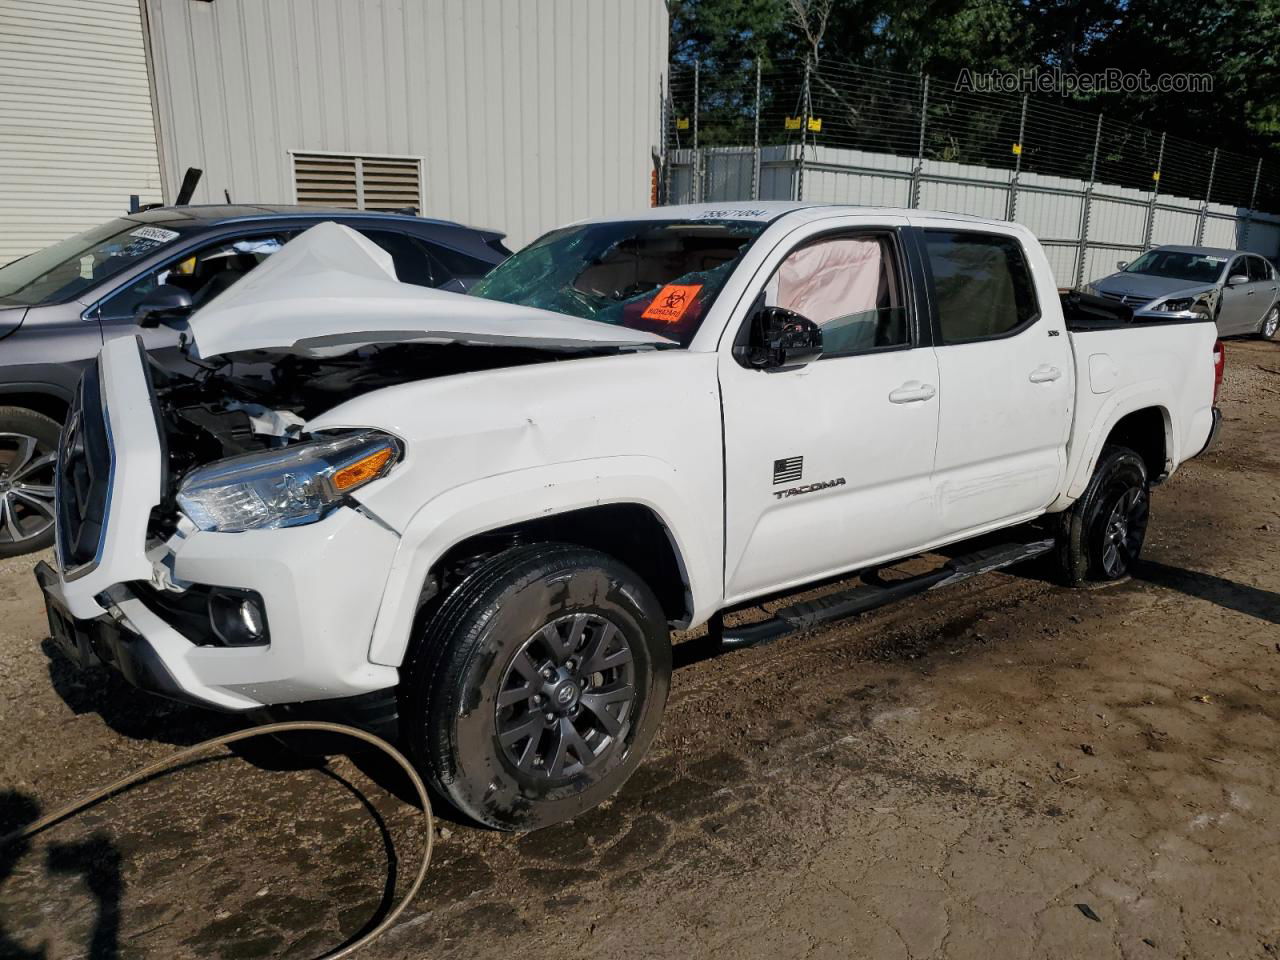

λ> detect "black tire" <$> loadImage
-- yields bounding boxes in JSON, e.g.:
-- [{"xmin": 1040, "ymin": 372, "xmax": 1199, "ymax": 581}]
[
  {"xmin": 1055, "ymin": 446, "xmax": 1150, "ymax": 585},
  {"xmin": 400, "ymin": 542, "xmax": 671, "ymax": 831},
  {"xmin": 0, "ymin": 406, "xmax": 61, "ymax": 559}
]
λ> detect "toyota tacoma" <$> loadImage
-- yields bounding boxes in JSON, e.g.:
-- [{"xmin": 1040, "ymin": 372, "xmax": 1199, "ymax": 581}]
[{"xmin": 37, "ymin": 205, "xmax": 1223, "ymax": 830}]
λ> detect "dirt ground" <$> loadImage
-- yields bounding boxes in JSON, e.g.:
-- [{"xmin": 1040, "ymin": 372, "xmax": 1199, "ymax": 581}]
[{"xmin": 2, "ymin": 340, "xmax": 1278, "ymax": 960}]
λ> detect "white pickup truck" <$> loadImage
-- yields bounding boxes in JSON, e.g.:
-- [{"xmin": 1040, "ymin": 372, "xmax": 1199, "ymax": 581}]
[{"xmin": 37, "ymin": 204, "xmax": 1222, "ymax": 830}]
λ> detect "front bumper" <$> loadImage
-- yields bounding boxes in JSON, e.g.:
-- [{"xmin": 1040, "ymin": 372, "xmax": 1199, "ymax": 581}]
[
  {"xmin": 42, "ymin": 506, "xmax": 405, "ymax": 711},
  {"xmin": 46, "ymin": 337, "xmax": 403, "ymax": 712},
  {"xmin": 37, "ymin": 560, "xmax": 198, "ymax": 707}
]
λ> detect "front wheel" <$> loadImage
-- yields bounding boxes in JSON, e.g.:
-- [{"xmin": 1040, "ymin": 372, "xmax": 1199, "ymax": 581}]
[
  {"xmin": 400, "ymin": 543, "xmax": 671, "ymax": 830},
  {"xmin": 0, "ymin": 407, "xmax": 61, "ymax": 559},
  {"xmin": 1055, "ymin": 446, "xmax": 1150, "ymax": 585}
]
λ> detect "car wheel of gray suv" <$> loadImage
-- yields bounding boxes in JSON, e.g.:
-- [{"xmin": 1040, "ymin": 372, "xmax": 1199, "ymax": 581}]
[
  {"xmin": 1055, "ymin": 446, "xmax": 1150, "ymax": 585},
  {"xmin": 400, "ymin": 542, "xmax": 671, "ymax": 831},
  {"xmin": 1258, "ymin": 304, "xmax": 1279, "ymax": 340},
  {"xmin": 0, "ymin": 407, "xmax": 60, "ymax": 559}
]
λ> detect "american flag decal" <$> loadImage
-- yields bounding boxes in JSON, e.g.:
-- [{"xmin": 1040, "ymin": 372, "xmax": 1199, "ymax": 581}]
[{"xmin": 773, "ymin": 456, "xmax": 803, "ymax": 484}]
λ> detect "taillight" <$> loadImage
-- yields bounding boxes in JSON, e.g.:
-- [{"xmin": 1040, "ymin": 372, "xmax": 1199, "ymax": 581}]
[{"xmin": 1212, "ymin": 339, "xmax": 1225, "ymax": 403}]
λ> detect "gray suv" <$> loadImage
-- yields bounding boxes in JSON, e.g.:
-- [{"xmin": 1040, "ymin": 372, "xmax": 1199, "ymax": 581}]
[
  {"xmin": 0, "ymin": 205, "xmax": 510, "ymax": 558},
  {"xmin": 1086, "ymin": 244, "xmax": 1280, "ymax": 339}
]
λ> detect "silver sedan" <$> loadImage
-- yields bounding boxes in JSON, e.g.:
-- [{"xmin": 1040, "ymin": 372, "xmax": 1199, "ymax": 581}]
[{"xmin": 1087, "ymin": 245, "xmax": 1279, "ymax": 339}]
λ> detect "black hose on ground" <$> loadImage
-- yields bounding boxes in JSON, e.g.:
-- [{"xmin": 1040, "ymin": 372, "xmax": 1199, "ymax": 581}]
[{"xmin": 0, "ymin": 720, "xmax": 435, "ymax": 960}]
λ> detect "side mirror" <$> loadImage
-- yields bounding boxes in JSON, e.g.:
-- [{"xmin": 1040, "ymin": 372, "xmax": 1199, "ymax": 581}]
[
  {"xmin": 1116, "ymin": 260, "xmax": 1129, "ymax": 271},
  {"xmin": 744, "ymin": 306, "xmax": 823, "ymax": 369},
  {"xmin": 1226, "ymin": 274, "xmax": 1249, "ymax": 287},
  {"xmin": 135, "ymin": 284, "xmax": 194, "ymax": 328}
]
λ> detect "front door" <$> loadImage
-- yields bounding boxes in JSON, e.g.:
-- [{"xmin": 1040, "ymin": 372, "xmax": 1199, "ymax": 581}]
[
  {"xmin": 96, "ymin": 231, "xmax": 290, "ymax": 357},
  {"xmin": 720, "ymin": 223, "xmax": 941, "ymax": 603},
  {"xmin": 916, "ymin": 226, "xmax": 1074, "ymax": 537}
]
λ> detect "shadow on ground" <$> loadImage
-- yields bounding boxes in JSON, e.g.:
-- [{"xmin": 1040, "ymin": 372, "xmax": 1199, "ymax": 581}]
[
  {"xmin": 1135, "ymin": 559, "xmax": 1280, "ymax": 626},
  {"xmin": 2, "ymin": 788, "xmax": 122, "ymax": 960}
]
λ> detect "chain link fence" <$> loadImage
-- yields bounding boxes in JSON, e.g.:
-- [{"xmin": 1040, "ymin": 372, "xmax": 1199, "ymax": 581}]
[{"xmin": 661, "ymin": 59, "xmax": 1279, "ymax": 287}]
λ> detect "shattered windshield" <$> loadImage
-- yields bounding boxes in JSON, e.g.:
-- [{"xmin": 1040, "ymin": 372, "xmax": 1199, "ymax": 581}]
[{"xmin": 470, "ymin": 218, "xmax": 767, "ymax": 346}]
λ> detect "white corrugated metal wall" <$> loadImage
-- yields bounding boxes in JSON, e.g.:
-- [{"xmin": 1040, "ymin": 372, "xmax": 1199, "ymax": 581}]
[
  {"xmin": 142, "ymin": 0, "xmax": 668, "ymax": 247},
  {"xmin": 0, "ymin": 0, "xmax": 164, "ymax": 262}
]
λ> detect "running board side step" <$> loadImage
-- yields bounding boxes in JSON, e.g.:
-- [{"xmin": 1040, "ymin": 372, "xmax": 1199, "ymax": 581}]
[{"xmin": 717, "ymin": 538, "xmax": 1055, "ymax": 650}]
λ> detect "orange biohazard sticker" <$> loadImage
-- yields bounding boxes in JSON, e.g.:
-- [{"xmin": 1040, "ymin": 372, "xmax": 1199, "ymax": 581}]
[{"xmin": 641, "ymin": 284, "xmax": 702, "ymax": 324}]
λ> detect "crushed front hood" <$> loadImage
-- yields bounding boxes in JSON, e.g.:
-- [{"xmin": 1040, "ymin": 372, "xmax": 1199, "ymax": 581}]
[{"xmin": 186, "ymin": 222, "xmax": 675, "ymax": 359}]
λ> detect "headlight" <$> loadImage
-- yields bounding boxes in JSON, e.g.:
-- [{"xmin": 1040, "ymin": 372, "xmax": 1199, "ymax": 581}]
[
  {"xmin": 176, "ymin": 431, "xmax": 401, "ymax": 532},
  {"xmin": 1153, "ymin": 291, "xmax": 1212, "ymax": 315}
]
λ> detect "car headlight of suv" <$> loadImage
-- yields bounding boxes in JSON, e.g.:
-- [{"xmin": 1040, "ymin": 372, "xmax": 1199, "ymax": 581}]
[{"xmin": 176, "ymin": 430, "xmax": 401, "ymax": 533}]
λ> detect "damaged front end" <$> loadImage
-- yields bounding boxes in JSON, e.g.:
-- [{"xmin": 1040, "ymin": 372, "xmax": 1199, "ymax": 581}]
[{"xmin": 147, "ymin": 340, "xmax": 563, "ymax": 539}]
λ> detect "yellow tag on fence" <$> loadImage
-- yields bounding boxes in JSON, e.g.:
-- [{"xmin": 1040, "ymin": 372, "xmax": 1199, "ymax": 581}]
[
  {"xmin": 1152, "ymin": 171, "xmax": 1161, "ymax": 182},
  {"xmin": 675, "ymin": 117, "xmax": 690, "ymax": 130},
  {"xmin": 807, "ymin": 117, "xmax": 822, "ymax": 132},
  {"xmin": 1011, "ymin": 143, "xmax": 1022, "ymax": 155},
  {"xmin": 785, "ymin": 116, "xmax": 802, "ymax": 130}
]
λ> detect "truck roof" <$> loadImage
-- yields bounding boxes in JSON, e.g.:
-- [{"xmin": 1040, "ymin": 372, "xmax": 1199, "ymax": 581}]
[{"xmin": 568, "ymin": 202, "xmax": 1024, "ymax": 229}]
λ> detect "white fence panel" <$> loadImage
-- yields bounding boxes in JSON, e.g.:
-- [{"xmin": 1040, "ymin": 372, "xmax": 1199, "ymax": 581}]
[{"xmin": 664, "ymin": 141, "xmax": 1280, "ymax": 288}]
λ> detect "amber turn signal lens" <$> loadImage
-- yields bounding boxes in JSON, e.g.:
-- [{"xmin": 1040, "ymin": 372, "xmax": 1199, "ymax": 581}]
[{"xmin": 332, "ymin": 447, "xmax": 394, "ymax": 492}]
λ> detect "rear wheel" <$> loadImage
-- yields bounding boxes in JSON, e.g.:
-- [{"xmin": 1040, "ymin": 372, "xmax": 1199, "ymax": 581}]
[
  {"xmin": 1258, "ymin": 303, "xmax": 1279, "ymax": 340},
  {"xmin": 0, "ymin": 407, "xmax": 60, "ymax": 559},
  {"xmin": 400, "ymin": 542, "xmax": 671, "ymax": 830},
  {"xmin": 1055, "ymin": 446, "xmax": 1150, "ymax": 585}
]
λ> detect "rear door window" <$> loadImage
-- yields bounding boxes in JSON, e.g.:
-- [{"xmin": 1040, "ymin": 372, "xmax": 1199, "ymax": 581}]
[
  {"xmin": 923, "ymin": 231, "xmax": 1040, "ymax": 343},
  {"xmin": 422, "ymin": 241, "xmax": 494, "ymax": 284},
  {"xmin": 1248, "ymin": 256, "xmax": 1271, "ymax": 282},
  {"xmin": 360, "ymin": 230, "xmax": 437, "ymax": 287}
]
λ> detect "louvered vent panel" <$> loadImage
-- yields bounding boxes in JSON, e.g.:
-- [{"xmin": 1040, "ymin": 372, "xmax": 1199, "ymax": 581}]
[
  {"xmin": 292, "ymin": 153, "xmax": 359, "ymax": 208},
  {"xmin": 361, "ymin": 158, "xmax": 421, "ymax": 212},
  {"xmin": 292, "ymin": 153, "xmax": 421, "ymax": 212}
]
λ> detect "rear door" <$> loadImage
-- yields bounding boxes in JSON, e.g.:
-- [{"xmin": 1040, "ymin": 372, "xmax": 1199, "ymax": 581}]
[
  {"xmin": 1217, "ymin": 255, "xmax": 1255, "ymax": 335},
  {"xmin": 913, "ymin": 223, "xmax": 1074, "ymax": 538},
  {"xmin": 1247, "ymin": 255, "xmax": 1278, "ymax": 332},
  {"xmin": 720, "ymin": 217, "xmax": 942, "ymax": 601}
]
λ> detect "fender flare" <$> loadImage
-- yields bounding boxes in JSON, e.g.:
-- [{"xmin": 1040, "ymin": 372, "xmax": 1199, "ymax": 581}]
[
  {"xmin": 365, "ymin": 455, "xmax": 721, "ymax": 667},
  {"xmin": 1053, "ymin": 382, "xmax": 1174, "ymax": 508}
]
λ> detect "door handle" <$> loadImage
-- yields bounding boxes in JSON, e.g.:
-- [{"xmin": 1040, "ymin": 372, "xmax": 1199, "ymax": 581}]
[
  {"xmin": 888, "ymin": 381, "xmax": 937, "ymax": 403},
  {"xmin": 1247, "ymin": 289, "xmax": 1256, "ymax": 296},
  {"xmin": 1029, "ymin": 365, "xmax": 1062, "ymax": 383}
]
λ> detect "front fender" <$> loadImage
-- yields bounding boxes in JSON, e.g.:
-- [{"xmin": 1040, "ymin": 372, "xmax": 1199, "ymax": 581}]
[{"xmin": 365, "ymin": 455, "xmax": 721, "ymax": 667}]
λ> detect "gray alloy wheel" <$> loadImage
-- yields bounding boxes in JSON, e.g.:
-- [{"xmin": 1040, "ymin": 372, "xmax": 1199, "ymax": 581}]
[
  {"xmin": 0, "ymin": 408, "xmax": 61, "ymax": 558},
  {"xmin": 1260, "ymin": 304, "xmax": 1280, "ymax": 340},
  {"xmin": 494, "ymin": 611, "xmax": 638, "ymax": 780}
]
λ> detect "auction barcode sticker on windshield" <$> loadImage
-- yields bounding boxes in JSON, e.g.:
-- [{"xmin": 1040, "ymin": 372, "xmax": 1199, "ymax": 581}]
[
  {"xmin": 641, "ymin": 284, "xmax": 702, "ymax": 324},
  {"xmin": 130, "ymin": 226, "xmax": 180, "ymax": 244}
]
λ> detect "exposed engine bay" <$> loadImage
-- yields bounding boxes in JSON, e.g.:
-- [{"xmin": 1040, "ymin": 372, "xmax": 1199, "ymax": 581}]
[{"xmin": 148, "ymin": 341, "xmax": 579, "ymax": 529}]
